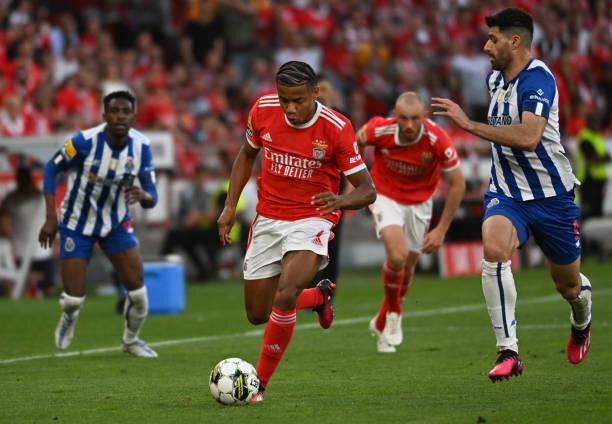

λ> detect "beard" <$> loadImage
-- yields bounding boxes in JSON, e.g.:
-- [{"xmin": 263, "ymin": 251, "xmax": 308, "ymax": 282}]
[{"xmin": 490, "ymin": 51, "xmax": 511, "ymax": 71}]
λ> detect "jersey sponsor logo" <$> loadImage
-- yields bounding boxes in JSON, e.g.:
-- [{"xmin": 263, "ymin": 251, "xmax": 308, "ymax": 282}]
[
  {"xmin": 486, "ymin": 197, "xmax": 500, "ymax": 208},
  {"xmin": 383, "ymin": 157, "xmax": 423, "ymax": 176},
  {"xmin": 488, "ymin": 115, "xmax": 512, "ymax": 126},
  {"xmin": 349, "ymin": 155, "xmax": 361, "ymax": 164},
  {"xmin": 264, "ymin": 147, "xmax": 322, "ymax": 180},
  {"xmin": 529, "ymin": 94, "xmax": 550, "ymax": 104},
  {"xmin": 65, "ymin": 237, "xmax": 75, "ymax": 252},
  {"xmin": 262, "ymin": 132, "xmax": 272, "ymax": 142}
]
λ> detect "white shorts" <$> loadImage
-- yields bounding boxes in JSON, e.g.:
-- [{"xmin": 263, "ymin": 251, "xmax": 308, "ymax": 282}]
[
  {"xmin": 369, "ymin": 194, "xmax": 433, "ymax": 252},
  {"xmin": 243, "ymin": 215, "xmax": 333, "ymax": 280}
]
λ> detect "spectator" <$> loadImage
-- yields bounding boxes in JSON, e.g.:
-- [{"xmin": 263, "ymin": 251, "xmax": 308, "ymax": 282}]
[
  {"xmin": 0, "ymin": 165, "xmax": 55, "ymax": 298},
  {"xmin": 160, "ymin": 163, "xmax": 220, "ymax": 281},
  {"xmin": 0, "ymin": 95, "xmax": 35, "ymax": 136},
  {"xmin": 576, "ymin": 113, "xmax": 610, "ymax": 221}
]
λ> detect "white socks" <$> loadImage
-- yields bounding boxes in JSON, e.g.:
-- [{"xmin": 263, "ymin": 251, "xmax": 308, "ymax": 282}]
[
  {"xmin": 568, "ymin": 273, "xmax": 592, "ymax": 330},
  {"xmin": 482, "ymin": 260, "xmax": 518, "ymax": 353},
  {"xmin": 59, "ymin": 292, "xmax": 85, "ymax": 319},
  {"xmin": 123, "ymin": 286, "xmax": 149, "ymax": 344}
]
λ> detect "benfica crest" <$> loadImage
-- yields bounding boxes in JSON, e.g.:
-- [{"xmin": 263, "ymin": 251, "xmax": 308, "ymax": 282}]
[{"xmin": 312, "ymin": 139, "xmax": 328, "ymax": 159}]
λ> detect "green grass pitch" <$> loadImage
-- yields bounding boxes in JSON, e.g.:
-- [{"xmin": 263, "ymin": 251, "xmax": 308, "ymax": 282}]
[{"xmin": 1, "ymin": 260, "xmax": 611, "ymax": 423}]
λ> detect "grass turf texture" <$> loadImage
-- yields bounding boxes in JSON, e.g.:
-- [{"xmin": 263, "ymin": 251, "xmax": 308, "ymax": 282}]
[{"xmin": 1, "ymin": 260, "xmax": 610, "ymax": 423}]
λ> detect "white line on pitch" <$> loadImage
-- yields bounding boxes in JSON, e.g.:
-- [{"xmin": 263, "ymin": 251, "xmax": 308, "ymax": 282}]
[{"xmin": 1, "ymin": 289, "xmax": 610, "ymax": 365}]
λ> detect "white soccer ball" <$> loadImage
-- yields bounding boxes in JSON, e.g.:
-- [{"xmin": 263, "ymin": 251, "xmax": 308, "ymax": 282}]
[{"xmin": 209, "ymin": 357, "xmax": 260, "ymax": 405}]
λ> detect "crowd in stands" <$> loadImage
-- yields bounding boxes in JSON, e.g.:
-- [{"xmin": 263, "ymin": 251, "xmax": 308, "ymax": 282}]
[
  {"xmin": 0, "ymin": 0, "xmax": 610, "ymax": 296},
  {"xmin": 0, "ymin": 0, "xmax": 610, "ymax": 177}
]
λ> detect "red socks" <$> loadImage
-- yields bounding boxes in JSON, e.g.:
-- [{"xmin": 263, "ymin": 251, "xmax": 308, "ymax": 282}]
[
  {"xmin": 383, "ymin": 262, "xmax": 404, "ymax": 313},
  {"xmin": 256, "ymin": 307, "xmax": 296, "ymax": 389},
  {"xmin": 375, "ymin": 262, "xmax": 405, "ymax": 331},
  {"xmin": 295, "ymin": 288, "xmax": 323, "ymax": 310}
]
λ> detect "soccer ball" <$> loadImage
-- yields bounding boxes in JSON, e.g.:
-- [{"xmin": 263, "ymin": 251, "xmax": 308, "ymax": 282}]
[{"xmin": 209, "ymin": 358, "xmax": 260, "ymax": 405}]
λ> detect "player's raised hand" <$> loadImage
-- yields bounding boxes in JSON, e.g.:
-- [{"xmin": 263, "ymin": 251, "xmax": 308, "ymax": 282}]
[
  {"xmin": 38, "ymin": 216, "xmax": 58, "ymax": 249},
  {"xmin": 422, "ymin": 226, "xmax": 446, "ymax": 254},
  {"xmin": 217, "ymin": 206, "xmax": 236, "ymax": 246},
  {"xmin": 312, "ymin": 191, "xmax": 343, "ymax": 215},
  {"xmin": 431, "ymin": 97, "xmax": 471, "ymax": 130}
]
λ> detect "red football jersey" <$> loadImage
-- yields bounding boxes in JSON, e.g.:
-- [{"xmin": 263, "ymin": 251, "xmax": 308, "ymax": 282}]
[
  {"xmin": 246, "ymin": 94, "xmax": 366, "ymax": 224},
  {"xmin": 363, "ymin": 117, "xmax": 460, "ymax": 205}
]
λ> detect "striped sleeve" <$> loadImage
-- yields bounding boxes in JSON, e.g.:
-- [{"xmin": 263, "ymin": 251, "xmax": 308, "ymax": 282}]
[
  {"xmin": 43, "ymin": 132, "xmax": 91, "ymax": 194},
  {"xmin": 518, "ymin": 68, "xmax": 556, "ymax": 119}
]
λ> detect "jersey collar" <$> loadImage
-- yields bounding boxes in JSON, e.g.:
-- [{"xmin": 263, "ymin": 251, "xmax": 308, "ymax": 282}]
[{"xmin": 284, "ymin": 101, "xmax": 322, "ymax": 129}]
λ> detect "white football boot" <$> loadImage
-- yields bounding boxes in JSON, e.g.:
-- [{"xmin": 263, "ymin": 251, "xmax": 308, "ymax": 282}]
[
  {"xmin": 369, "ymin": 316, "xmax": 396, "ymax": 353},
  {"xmin": 122, "ymin": 339, "xmax": 158, "ymax": 358},
  {"xmin": 382, "ymin": 312, "xmax": 403, "ymax": 346},
  {"xmin": 55, "ymin": 311, "xmax": 80, "ymax": 350}
]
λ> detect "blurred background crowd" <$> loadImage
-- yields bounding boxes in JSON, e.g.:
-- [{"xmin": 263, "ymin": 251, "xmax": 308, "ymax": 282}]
[
  {"xmin": 1, "ymin": 0, "xmax": 610, "ymax": 170},
  {"xmin": 0, "ymin": 0, "xmax": 610, "ymax": 297}
]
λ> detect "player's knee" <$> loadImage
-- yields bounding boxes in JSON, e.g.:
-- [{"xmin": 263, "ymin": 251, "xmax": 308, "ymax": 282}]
[
  {"xmin": 273, "ymin": 287, "xmax": 297, "ymax": 310},
  {"xmin": 554, "ymin": 279, "xmax": 581, "ymax": 300},
  {"xmin": 482, "ymin": 241, "xmax": 511, "ymax": 262},
  {"xmin": 386, "ymin": 252, "xmax": 408, "ymax": 271},
  {"xmin": 246, "ymin": 309, "xmax": 269, "ymax": 325},
  {"xmin": 126, "ymin": 286, "xmax": 148, "ymax": 315}
]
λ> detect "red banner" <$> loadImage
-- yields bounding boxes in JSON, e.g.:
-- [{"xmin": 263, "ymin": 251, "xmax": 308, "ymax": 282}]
[{"xmin": 439, "ymin": 241, "xmax": 520, "ymax": 278}]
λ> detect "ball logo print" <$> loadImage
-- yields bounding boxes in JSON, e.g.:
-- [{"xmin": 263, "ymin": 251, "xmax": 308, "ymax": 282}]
[{"xmin": 209, "ymin": 358, "xmax": 259, "ymax": 405}]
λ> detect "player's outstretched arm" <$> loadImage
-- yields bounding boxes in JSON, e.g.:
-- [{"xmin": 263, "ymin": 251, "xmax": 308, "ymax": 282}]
[
  {"xmin": 217, "ymin": 142, "xmax": 259, "ymax": 246},
  {"xmin": 312, "ymin": 169, "xmax": 376, "ymax": 215},
  {"xmin": 39, "ymin": 192, "xmax": 58, "ymax": 249},
  {"xmin": 431, "ymin": 97, "xmax": 546, "ymax": 152},
  {"xmin": 39, "ymin": 155, "xmax": 65, "ymax": 248},
  {"xmin": 422, "ymin": 167, "xmax": 465, "ymax": 254}
]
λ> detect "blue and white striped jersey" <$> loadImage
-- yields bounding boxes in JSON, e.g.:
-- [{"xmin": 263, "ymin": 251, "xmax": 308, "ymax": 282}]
[
  {"xmin": 43, "ymin": 123, "xmax": 157, "ymax": 237},
  {"xmin": 486, "ymin": 59, "xmax": 578, "ymax": 201}
]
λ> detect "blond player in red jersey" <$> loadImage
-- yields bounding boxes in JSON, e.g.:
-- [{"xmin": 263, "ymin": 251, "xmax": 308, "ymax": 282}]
[
  {"xmin": 356, "ymin": 92, "xmax": 466, "ymax": 353},
  {"xmin": 217, "ymin": 61, "xmax": 376, "ymax": 401}
]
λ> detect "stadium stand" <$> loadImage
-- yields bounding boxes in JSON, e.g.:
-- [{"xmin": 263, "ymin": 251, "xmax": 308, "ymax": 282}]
[{"xmin": 0, "ymin": 0, "xmax": 610, "ymax": 292}]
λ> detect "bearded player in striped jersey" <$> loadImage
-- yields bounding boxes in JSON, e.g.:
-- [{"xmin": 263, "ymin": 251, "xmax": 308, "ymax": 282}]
[
  {"xmin": 39, "ymin": 91, "xmax": 159, "ymax": 358},
  {"xmin": 432, "ymin": 8, "xmax": 592, "ymax": 381},
  {"xmin": 217, "ymin": 61, "xmax": 376, "ymax": 401}
]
